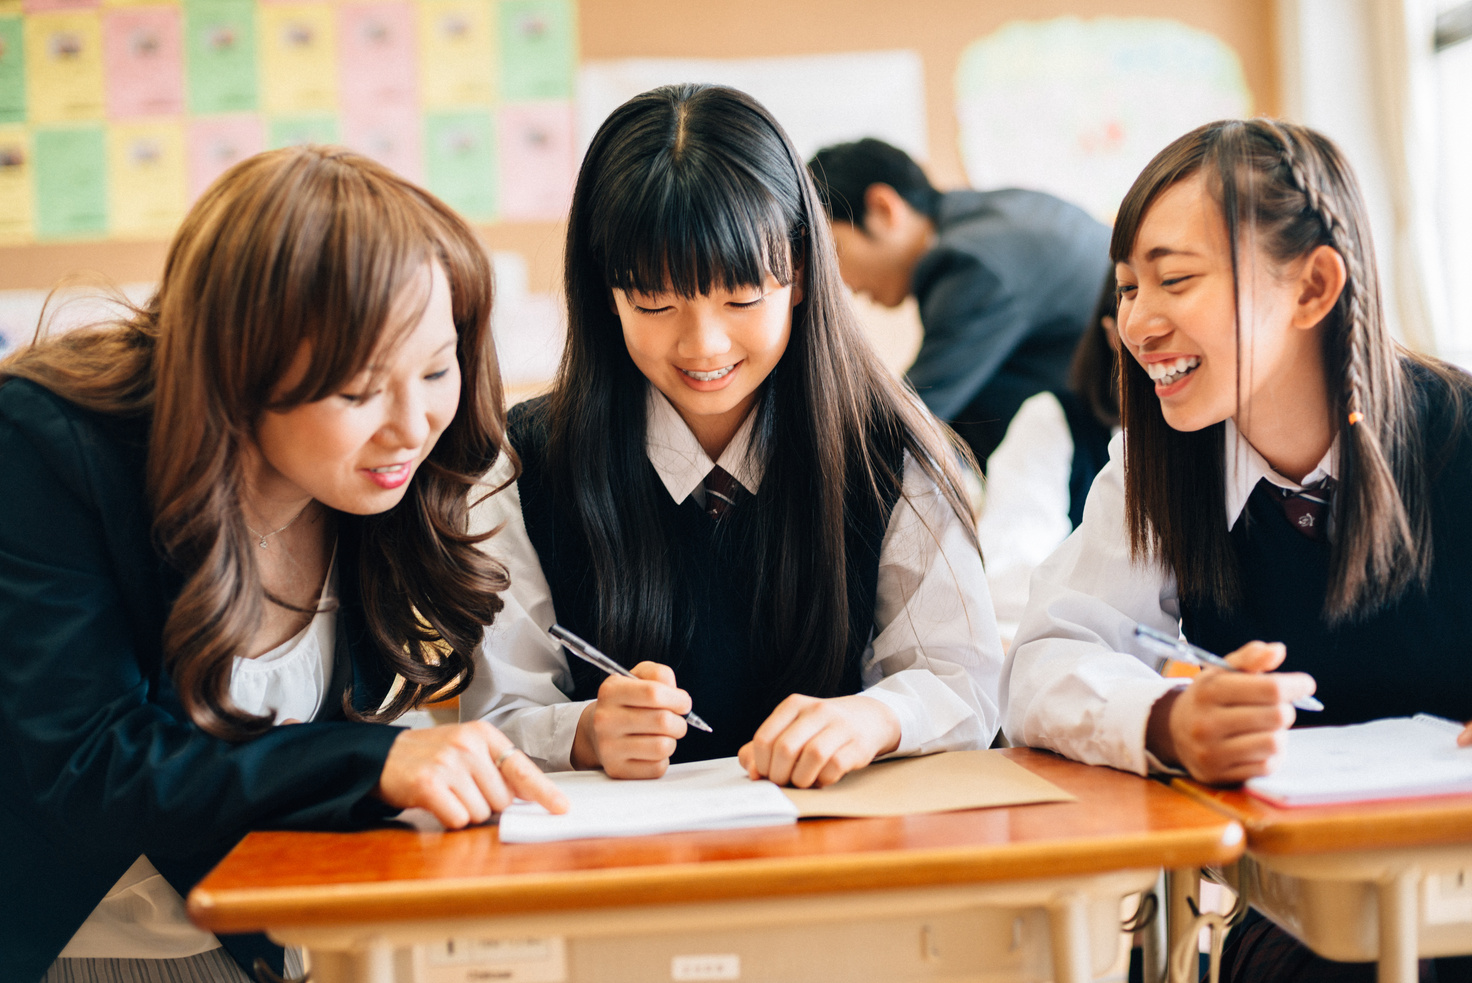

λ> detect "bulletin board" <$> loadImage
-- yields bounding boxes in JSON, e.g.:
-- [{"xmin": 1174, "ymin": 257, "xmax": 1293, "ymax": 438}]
[
  {"xmin": 0, "ymin": 0, "xmax": 1277, "ymax": 294},
  {"xmin": 0, "ymin": 0, "xmax": 576, "ymax": 265}
]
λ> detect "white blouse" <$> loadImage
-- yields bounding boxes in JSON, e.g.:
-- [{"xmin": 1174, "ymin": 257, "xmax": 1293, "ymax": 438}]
[
  {"xmin": 462, "ymin": 387, "xmax": 1005, "ymax": 771},
  {"xmin": 1001, "ymin": 421, "xmax": 1337, "ymax": 776},
  {"xmin": 58, "ymin": 565, "xmax": 337, "ymax": 960}
]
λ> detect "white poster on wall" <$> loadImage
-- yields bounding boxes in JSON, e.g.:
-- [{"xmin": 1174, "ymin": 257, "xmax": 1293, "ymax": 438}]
[
  {"xmin": 577, "ymin": 50, "xmax": 928, "ymax": 163},
  {"xmin": 955, "ymin": 17, "xmax": 1251, "ymax": 222}
]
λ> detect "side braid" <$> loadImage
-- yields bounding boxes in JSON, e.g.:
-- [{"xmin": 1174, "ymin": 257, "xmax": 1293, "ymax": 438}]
[{"xmin": 1262, "ymin": 120, "xmax": 1420, "ymax": 615}]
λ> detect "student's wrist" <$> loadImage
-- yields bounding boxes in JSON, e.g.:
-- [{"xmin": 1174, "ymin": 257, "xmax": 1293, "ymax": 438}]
[
  {"xmin": 850, "ymin": 694, "xmax": 902, "ymax": 758},
  {"xmin": 571, "ymin": 702, "xmax": 601, "ymax": 770},
  {"xmin": 1145, "ymin": 688, "xmax": 1183, "ymax": 769}
]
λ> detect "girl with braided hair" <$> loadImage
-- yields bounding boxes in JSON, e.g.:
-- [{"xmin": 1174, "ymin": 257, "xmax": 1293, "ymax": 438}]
[{"xmin": 1003, "ymin": 118, "xmax": 1472, "ymax": 977}]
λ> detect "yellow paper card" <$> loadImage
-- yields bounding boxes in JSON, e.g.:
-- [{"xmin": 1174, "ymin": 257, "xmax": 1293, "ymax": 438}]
[
  {"xmin": 417, "ymin": 0, "xmax": 494, "ymax": 108},
  {"xmin": 108, "ymin": 119, "xmax": 186, "ymax": 238},
  {"xmin": 259, "ymin": 3, "xmax": 337, "ymax": 115},
  {"xmin": 0, "ymin": 2, "xmax": 22, "ymax": 17},
  {"xmin": 25, "ymin": 11, "xmax": 105, "ymax": 123},
  {"xmin": 0, "ymin": 125, "xmax": 32, "ymax": 243}
]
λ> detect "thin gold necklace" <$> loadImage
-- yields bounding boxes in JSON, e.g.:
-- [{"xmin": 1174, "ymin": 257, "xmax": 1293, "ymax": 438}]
[{"xmin": 245, "ymin": 501, "xmax": 313, "ymax": 549}]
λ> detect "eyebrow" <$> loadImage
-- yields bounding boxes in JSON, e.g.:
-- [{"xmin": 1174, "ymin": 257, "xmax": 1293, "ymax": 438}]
[{"xmin": 1139, "ymin": 246, "xmax": 1202, "ymax": 262}]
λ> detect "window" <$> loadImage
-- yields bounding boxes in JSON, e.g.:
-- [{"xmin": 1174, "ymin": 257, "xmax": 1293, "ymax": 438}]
[{"xmin": 1433, "ymin": 1, "xmax": 1472, "ymax": 361}]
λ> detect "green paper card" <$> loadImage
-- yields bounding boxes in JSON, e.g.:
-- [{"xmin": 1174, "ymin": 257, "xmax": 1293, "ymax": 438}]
[
  {"xmin": 425, "ymin": 110, "xmax": 495, "ymax": 221},
  {"xmin": 185, "ymin": 0, "xmax": 257, "ymax": 115},
  {"xmin": 499, "ymin": 0, "xmax": 574, "ymax": 101},
  {"xmin": 0, "ymin": 17, "xmax": 23, "ymax": 124},
  {"xmin": 268, "ymin": 114, "xmax": 338, "ymax": 148},
  {"xmin": 35, "ymin": 126, "xmax": 106, "ymax": 238}
]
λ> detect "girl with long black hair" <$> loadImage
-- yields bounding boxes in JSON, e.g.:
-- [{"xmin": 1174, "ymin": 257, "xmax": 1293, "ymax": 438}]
[
  {"xmin": 1003, "ymin": 118, "xmax": 1472, "ymax": 980},
  {"xmin": 465, "ymin": 84, "xmax": 1001, "ymax": 787}
]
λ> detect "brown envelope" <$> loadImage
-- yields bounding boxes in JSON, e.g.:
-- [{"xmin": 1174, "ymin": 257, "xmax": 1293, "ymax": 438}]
[{"xmin": 780, "ymin": 750, "xmax": 1076, "ymax": 818}]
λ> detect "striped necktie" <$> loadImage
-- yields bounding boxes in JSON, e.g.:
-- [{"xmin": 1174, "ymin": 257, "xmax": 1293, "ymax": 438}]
[
  {"xmin": 703, "ymin": 466, "xmax": 739, "ymax": 521},
  {"xmin": 1261, "ymin": 476, "xmax": 1335, "ymax": 540}
]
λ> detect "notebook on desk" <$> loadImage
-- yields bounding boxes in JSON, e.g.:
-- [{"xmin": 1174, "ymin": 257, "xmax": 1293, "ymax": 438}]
[
  {"xmin": 497, "ymin": 751, "xmax": 1074, "ymax": 843},
  {"xmin": 1247, "ymin": 715, "xmax": 1472, "ymax": 807}
]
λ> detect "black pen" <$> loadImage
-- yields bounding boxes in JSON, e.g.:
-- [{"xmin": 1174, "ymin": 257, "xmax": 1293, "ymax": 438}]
[{"xmin": 548, "ymin": 624, "xmax": 714, "ymax": 733}]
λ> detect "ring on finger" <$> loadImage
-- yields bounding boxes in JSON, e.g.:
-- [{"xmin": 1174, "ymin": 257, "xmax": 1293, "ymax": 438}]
[{"xmin": 494, "ymin": 746, "xmax": 521, "ymax": 769}]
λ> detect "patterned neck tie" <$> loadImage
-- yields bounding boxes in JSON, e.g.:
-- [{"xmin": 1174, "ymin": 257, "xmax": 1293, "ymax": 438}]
[
  {"xmin": 703, "ymin": 466, "xmax": 739, "ymax": 521},
  {"xmin": 1261, "ymin": 476, "xmax": 1336, "ymax": 540}
]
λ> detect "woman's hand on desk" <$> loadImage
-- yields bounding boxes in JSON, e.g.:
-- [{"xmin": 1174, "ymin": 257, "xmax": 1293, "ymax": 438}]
[
  {"xmin": 376, "ymin": 722, "xmax": 568, "ymax": 829},
  {"xmin": 738, "ymin": 694, "xmax": 901, "ymax": 788},
  {"xmin": 571, "ymin": 662, "xmax": 690, "ymax": 779},
  {"xmin": 1146, "ymin": 641, "xmax": 1317, "ymax": 785}
]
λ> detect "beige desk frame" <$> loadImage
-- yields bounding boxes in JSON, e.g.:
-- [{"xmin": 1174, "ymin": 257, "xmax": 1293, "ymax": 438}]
[{"xmin": 1176, "ymin": 781, "xmax": 1472, "ymax": 983}]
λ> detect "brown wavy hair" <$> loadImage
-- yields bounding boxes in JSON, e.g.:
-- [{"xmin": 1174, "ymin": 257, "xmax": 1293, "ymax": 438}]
[
  {"xmin": 1, "ymin": 146, "xmax": 513, "ymax": 739},
  {"xmin": 1114, "ymin": 119, "xmax": 1463, "ymax": 622}
]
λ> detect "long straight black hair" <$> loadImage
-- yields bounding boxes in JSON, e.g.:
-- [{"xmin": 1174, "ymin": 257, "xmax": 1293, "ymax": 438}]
[
  {"xmin": 549, "ymin": 83, "xmax": 977, "ymax": 701},
  {"xmin": 1115, "ymin": 119, "xmax": 1466, "ymax": 621}
]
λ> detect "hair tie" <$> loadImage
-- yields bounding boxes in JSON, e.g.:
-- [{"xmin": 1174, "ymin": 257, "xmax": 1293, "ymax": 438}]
[{"xmin": 1348, "ymin": 411, "xmax": 1364, "ymax": 425}]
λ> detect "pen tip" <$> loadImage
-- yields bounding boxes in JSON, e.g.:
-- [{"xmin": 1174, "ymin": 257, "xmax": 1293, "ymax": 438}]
[{"xmin": 687, "ymin": 713, "xmax": 713, "ymax": 733}]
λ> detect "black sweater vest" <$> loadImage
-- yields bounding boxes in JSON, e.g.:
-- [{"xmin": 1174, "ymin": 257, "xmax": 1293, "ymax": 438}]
[
  {"xmin": 509, "ymin": 396, "xmax": 906, "ymax": 762},
  {"xmin": 1181, "ymin": 369, "xmax": 1472, "ymax": 727}
]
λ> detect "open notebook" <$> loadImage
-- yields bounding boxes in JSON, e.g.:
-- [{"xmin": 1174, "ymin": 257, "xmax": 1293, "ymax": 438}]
[
  {"xmin": 498, "ymin": 757, "xmax": 797, "ymax": 843},
  {"xmin": 1247, "ymin": 715, "xmax": 1472, "ymax": 807},
  {"xmin": 497, "ymin": 751, "xmax": 1073, "ymax": 843}
]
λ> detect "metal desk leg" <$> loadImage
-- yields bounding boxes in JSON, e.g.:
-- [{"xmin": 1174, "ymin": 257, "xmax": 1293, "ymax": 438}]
[
  {"xmin": 1049, "ymin": 891, "xmax": 1093, "ymax": 983},
  {"xmin": 1379, "ymin": 868, "xmax": 1420, "ymax": 983},
  {"xmin": 1139, "ymin": 872, "xmax": 1168, "ymax": 983},
  {"xmin": 1165, "ymin": 868, "xmax": 1200, "ymax": 983},
  {"xmin": 355, "ymin": 939, "xmax": 395, "ymax": 983}
]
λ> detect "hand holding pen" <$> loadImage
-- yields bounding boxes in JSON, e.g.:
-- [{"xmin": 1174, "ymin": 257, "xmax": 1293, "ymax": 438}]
[
  {"xmin": 550, "ymin": 624, "xmax": 712, "ymax": 780},
  {"xmin": 1134, "ymin": 624, "xmax": 1323, "ymax": 712},
  {"xmin": 1135, "ymin": 623, "xmax": 1320, "ymax": 785}
]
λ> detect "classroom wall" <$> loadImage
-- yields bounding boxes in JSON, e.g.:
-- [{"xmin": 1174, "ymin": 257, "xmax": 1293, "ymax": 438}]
[{"xmin": 0, "ymin": 0, "xmax": 1278, "ymax": 297}]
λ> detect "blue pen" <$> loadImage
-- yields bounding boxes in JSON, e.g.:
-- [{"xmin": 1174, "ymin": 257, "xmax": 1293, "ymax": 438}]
[
  {"xmin": 1133, "ymin": 623, "xmax": 1324, "ymax": 712},
  {"xmin": 549, "ymin": 624, "xmax": 714, "ymax": 733}
]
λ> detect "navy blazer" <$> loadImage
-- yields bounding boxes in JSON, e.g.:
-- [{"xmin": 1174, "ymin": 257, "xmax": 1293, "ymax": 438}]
[
  {"xmin": 908, "ymin": 189, "xmax": 1111, "ymax": 463},
  {"xmin": 0, "ymin": 378, "xmax": 405, "ymax": 982}
]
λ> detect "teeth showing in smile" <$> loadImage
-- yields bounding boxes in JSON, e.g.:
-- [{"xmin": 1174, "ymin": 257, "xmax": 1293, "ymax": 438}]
[
  {"xmin": 681, "ymin": 365, "xmax": 735, "ymax": 382},
  {"xmin": 369, "ymin": 464, "xmax": 408, "ymax": 473},
  {"xmin": 1146, "ymin": 356, "xmax": 1201, "ymax": 387}
]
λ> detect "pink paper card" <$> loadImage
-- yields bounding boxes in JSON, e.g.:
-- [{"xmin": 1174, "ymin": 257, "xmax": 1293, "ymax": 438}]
[
  {"xmin": 187, "ymin": 113, "xmax": 263, "ymax": 199},
  {"xmin": 103, "ymin": 6, "xmax": 182, "ymax": 118},
  {"xmin": 498, "ymin": 101, "xmax": 573, "ymax": 221},
  {"xmin": 23, "ymin": 0, "xmax": 98, "ymax": 12},
  {"xmin": 342, "ymin": 101, "xmax": 422, "ymax": 183},
  {"xmin": 338, "ymin": 2, "xmax": 416, "ymax": 118}
]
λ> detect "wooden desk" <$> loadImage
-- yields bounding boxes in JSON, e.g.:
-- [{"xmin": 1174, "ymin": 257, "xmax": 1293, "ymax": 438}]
[
  {"xmin": 1174, "ymin": 780, "xmax": 1472, "ymax": 983},
  {"xmin": 189, "ymin": 750, "xmax": 1242, "ymax": 983}
]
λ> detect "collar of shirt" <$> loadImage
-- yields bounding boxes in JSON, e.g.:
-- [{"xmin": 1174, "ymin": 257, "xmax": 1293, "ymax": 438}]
[
  {"xmin": 644, "ymin": 385, "xmax": 764, "ymax": 504},
  {"xmin": 1222, "ymin": 417, "xmax": 1339, "ymax": 528}
]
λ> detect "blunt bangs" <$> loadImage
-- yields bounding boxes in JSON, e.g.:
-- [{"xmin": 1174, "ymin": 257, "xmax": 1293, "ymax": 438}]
[{"xmin": 582, "ymin": 100, "xmax": 802, "ymax": 299}]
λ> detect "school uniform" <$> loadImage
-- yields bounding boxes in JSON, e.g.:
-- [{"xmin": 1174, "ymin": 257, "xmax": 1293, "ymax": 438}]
[
  {"xmin": 0, "ymin": 378, "xmax": 405, "ymax": 983},
  {"xmin": 463, "ymin": 387, "xmax": 1003, "ymax": 769},
  {"xmin": 1002, "ymin": 365, "xmax": 1472, "ymax": 981},
  {"xmin": 977, "ymin": 390, "xmax": 1113, "ymax": 639}
]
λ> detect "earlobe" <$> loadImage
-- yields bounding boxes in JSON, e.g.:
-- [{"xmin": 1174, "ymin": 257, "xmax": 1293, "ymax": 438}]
[
  {"xmin": 1295, "ymin": 244, "xmax": 1348, "ymax": 330},
  {"xmin": 791, "ymin": 263, "xmax": 806, "ymax": 306}
]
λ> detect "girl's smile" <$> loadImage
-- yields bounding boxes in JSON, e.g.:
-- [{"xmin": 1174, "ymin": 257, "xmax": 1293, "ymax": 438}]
[
  {"xmin": 678, "ymin": 360, "xmax": 743, "ymax": 389},
  {"xmin": 1139, "ymin": 352, "xmax": 1203, "ymax": 397}
]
